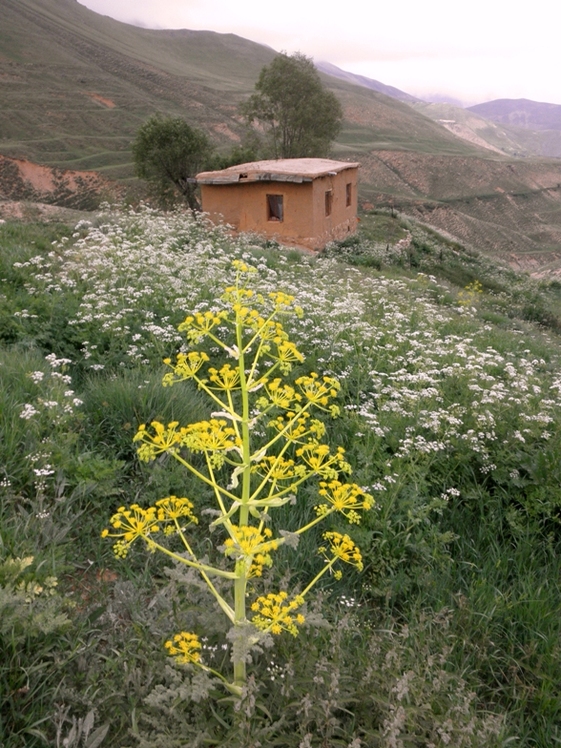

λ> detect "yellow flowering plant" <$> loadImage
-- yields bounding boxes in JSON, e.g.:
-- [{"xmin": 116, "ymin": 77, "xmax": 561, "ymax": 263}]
[{"xmin": 103, "ymin": 260, "xmax": 373, "ymax": 695}]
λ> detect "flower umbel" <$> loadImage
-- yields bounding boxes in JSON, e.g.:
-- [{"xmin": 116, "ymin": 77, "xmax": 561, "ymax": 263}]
[
  {"xmin": 223, "ymin": 525, "xmax": 279, "ymax": 577},
  {"xmin": 165, "ymin": 632, "xmax": 202, "ymax": 664},
  {"xmin": 315, "ymin": 480, "xmax": 375, "ymax": 523},
  {"xmin": 155, "ymin": 496, "xmax": 198, "ymax": 533},
  {"xmin": 133, "ymin": 421, "xmax": 182, "ymax": 461},
  {"xmin": 251, "ymin": 591, "xmax": 305, "ymax": 636},
  {"xmin": 102, "ymin": 504, "xmax": 160, "ymax": 557},
  {"xmin": 162, "ymin": 351, "xmax": 209, "ymax": 385},
  {"xmin": 320, "ymin": 531, "xmax": 364, "ymax": 571}
]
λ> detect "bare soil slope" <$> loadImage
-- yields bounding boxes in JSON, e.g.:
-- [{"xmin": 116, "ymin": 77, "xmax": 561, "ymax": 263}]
[
  {"xmin": 360, "ymin": 151, "xmax": 561, "ymax": 270},
  {"xmin": 0, "ymin": 155, "xmax": 120, "ymax": 209}
]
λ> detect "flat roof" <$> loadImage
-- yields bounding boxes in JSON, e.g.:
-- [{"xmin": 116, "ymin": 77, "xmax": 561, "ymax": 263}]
[{"xmin": 196, "ymin": 158, "xmax": 360, "ymax": 185}]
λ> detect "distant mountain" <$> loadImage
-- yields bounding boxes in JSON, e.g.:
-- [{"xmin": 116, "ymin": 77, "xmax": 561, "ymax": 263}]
[
  {"xmin": 412, "ymin": 101, "xmax": 517, "ymax": 155},
  {"xmin": 468, "ymin": 99, "xmax": 561, "ymax": 132},
  {"xmin": 316, "ymin": 61, "xmax": 421, "ymax": 103},
  {"xmin": 424, "ymin": 94, "xmax": 466, "ymax": 108}
]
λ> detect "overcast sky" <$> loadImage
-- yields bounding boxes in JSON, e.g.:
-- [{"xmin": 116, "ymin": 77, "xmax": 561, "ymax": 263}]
[{"xmin": 79, "ymin": 0, "xmax": 561, "ymax": 107}]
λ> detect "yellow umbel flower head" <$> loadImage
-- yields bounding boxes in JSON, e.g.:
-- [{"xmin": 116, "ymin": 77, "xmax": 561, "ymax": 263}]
[
  {"xmin": 295, "ymin": 373, "xmax": 340, "ymax": 408},
  {"xmin": 208, "ymin": 364, "xmax": 241, "ymax": 391},
  {"xmin": 133, "ymin": 421, "xmax": 183, "ymax": 461},
  {"xmin": 251, "ymin": 591, "xmax": 305, "ymax": 636},
  {"xmin": 319, "ymin": 531, "xmax": 363, "ymax": 571},
  {"xmin": 156, "ymin": 496, "xmax": 199, "ymax": 525},
  {"xmin": 102, "ymin": 504, "xmax": 160, "ymax": 557},
  {"xmin": 177, "ymin": 310, "xmax": 228, "ymax": 343},
  {"xmin": 315, "ymin": 480, "xmax": 374, "ymax": 523},
  {"xmin": 180, "ymin": 419, "xmax": 242, "ymax": 467},
  {"xmin": 162, "ymin": 351, "xmax": 209, "ymax": 385},
  {"xmin": 165, "ymin": 632, "xmax": 202, "ymax": 664},
  {"xmin": 223, "ymin": 525, "xmax": 278, "ymax": 577},
  {"xmin": 272, "ymin": 341, "xmax": 305, "ymax": 374}
]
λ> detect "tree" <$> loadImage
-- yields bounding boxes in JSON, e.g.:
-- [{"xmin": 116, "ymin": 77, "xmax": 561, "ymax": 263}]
[
  {"xmin": 241, "ymin": 52, "xmax": 343, "ymax": 159},
  {"xmin": 132, "ymin": 115, "xmax": 214, "ymax": 209}
]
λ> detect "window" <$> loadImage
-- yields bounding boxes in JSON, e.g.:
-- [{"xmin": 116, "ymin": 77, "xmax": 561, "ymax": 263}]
[
  {"xmin": 325, "ymin": 190, "xmax": 333, "ymax": 217},
  {"xmin": 267, "ymin": 194, "xmax": 283, "ymax": 222},
  {"xmin": 346, "ymin": 183, "xmax": 352, "ymax": 207}
]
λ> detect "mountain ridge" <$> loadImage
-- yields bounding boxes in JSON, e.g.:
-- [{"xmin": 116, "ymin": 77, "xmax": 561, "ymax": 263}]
[
  {"xmin": 468, "ymin": 98, "xmax": 561, "ymax": 132},
  {"xmin": 315, "ymin": 61, "xmax": 421, "ymax": 104}
]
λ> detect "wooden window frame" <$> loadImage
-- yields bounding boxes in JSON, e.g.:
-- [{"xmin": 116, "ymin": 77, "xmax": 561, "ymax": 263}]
[{"xmin": 267, "ymin": 194, "xmax": 284, "ymax": 222}]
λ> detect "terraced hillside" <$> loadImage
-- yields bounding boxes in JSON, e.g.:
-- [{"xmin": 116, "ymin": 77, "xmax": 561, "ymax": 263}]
[
  {"xmin": 0, "ymin": 0, "xmax": 474, "ymax": 179},
  {"xmin": 3, "ymin": 0, "xmax": 561, "ymax": 271}
]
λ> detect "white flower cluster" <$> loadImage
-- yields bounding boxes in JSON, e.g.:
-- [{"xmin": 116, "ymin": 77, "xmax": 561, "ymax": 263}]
[{"xmin": 14, "ymin": 205, "xmax": 561, "ymax": 489}]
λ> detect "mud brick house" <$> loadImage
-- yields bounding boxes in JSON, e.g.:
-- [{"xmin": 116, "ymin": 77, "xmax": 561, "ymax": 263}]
[{"xmin": 196, "ymin": 158, "xmax": 360, "ymax": 250}]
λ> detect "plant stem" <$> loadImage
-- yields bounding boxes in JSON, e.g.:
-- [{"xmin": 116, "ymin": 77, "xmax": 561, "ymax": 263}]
[{"xmin": 233, "ymin": 307, "xmax": 251, "ymax": 688}]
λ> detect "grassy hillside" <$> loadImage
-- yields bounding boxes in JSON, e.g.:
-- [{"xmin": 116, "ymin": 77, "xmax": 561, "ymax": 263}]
[
  {"xmin": 3, "ymin": 0, "xmax": 561, "ymax": 269},
  {"xmin": 0, "ymin": 0, "xmax": 479, "ymax": 178},
  {"xmin": 0, "ymin": 0, "xmax": 277, "ymax": 176},
  {"xmin": 1, "ymin": 207, "xmax": 561, "ymax": 746},
  {"xmin": 358, "ymin": 151, "xmax": 561, "ymax": 266}
]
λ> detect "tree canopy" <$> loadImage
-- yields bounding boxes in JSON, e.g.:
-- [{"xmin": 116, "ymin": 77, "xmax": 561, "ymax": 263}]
[
  {"xmin": 241, "ymin": 52, "xmax": 343, "ymax": 159},
  {"xmin": 132, "ymin": 116, "xmax": 214, "ymax": 209}
]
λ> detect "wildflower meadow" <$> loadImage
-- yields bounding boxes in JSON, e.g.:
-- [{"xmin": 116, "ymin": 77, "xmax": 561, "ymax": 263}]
[{"xmin": 1, "ymin": 205, "xmax": 561, "ymax": 746}]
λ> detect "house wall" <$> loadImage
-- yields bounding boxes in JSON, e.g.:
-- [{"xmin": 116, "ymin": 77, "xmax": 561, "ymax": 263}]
[
  {"xmin": 199, "ymin": 166, "xmax": 358, "ymax": 250},
  {"xmin": 311, "ymin": 170, "xmax": 358, "ymax": 247},
  {"xmin": 200, "ymin": 180, "xmax": 314, "ymax": 242}
]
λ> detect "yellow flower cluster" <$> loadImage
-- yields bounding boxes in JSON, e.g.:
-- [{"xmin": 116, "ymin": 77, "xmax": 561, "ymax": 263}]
[
  {"xmin": 295, "ymin": 442, "xmax": 351, "ymax": 479},
  {"xmin": 165, "ymin": 631, "xmax": 202, "ymax": 664},
  {"xmin": 251, "ymin": 591, "xmax": 305, "ymax": 636},
  {"xmin": 295, "ymin": 373, "xmax": 340, "ymax": 413},
  {"xmin": 269, "ymin": 291, "xmax": 295, "ymax": 308},
  {"xmin": 162, "ymin": 351, "xmax": 209, "ymax": 386},
  {"xmin": 177, "ymin": 310, "xmax": 228, "ymax": 343},
  {"xmin": 268, "ymin": 291, "xmax": 304, "ymax": 318},
  {"xmin": 231, "ymin": 259, "xmax": 256, "ymax": 274},
  {"xmin": 208, "ymin": 364, "xmax": 241, "ymax": 391},
  {"xmin": 223, "ymin": 525, "xmax": 279, "ymax": 577},
  {"xmin": 264, "ymin": 378, "xmax": 300, "ymax": 410},
  {"xmin": 155, "ymin": 495, "xmax": 198, "ymax": 525},
  {"xmin": 223, "ymin": 284, "xmax": 255, "ymax": 313},
  {"xmin": 102, "ymin": 504, "xmax": 160, "ymax": 557},
  {"xmin": 181, "ymin": 419, "xmax": 242, "ymax": 467},
  {"xmin": 268, "ymin": 411, "xmax": 326, "ymax": 443},
  {"xmin": 134, "ymin": 421, "xmax": 182, "ymax": 461},
  {"xmin": 253, "ymin": 455, "xmax": 296, "ymax": 482},
  {"xmin": 319, "ymin": 531, "xmax": 364, "ymax": 571},
  {"xmin": 258, "ymin": 319, "xmax": 286, "ymax": 341},
  {"xmin": 458, "ymin": 279, "xmax": 483, "ymax": 307},
  {"xmin": 315, "ymin": 480, "xmax": 375, "ymax": 524},
  {"xmin": 102, "ymin": 497, "xmax": 197, "ymax": 554},
  {"xmin": 134, "ymin": 419, "xmax": 241, "ymax": 464},
  {"xmin": 271, "ymin": 340, "xmax": 305, "ymax": 374}
]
